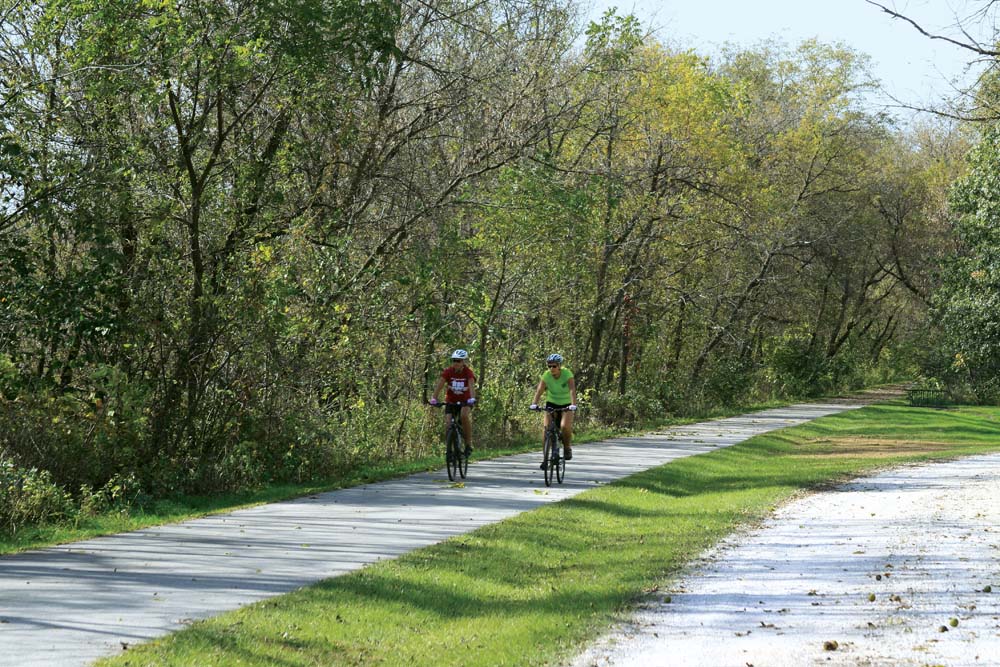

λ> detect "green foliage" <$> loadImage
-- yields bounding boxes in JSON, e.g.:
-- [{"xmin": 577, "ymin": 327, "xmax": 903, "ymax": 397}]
[
  {"xmin": 696, "ymin": 355, "xmax": 758, "ymax": 406},
  {"xmin": 0, "ymin": 354, "xmax": 16, "ymax": 399},
  {"xmin": 77, "ymin": 472, "xmax": 145, "ymax": 519},
  {"xmin": 589, "ymin": 389, "xmax": 662, "ymax": 425},
  {"xmin": 0, "ymin": 455, "xmax": 74, "ymax": 532},
  {"xmin": 765, "ymin": 332, "xmax": 879, "ymax": 398},
  {"xmin": 585, "ymin": 9, "xmax": 643, "ymax": 70},
  {"xmin": 766, "ymin": 330, "xmax": 825, "ymax": 396},
  {"xmin": 931, "ymin": 124, "xmax": 1000, "ymax": 403}
]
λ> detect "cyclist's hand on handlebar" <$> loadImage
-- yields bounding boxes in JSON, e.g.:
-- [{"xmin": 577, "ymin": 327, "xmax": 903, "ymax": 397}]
[
  {"xmin": 429, "ymin": 397, "xmax": 439, "ymax": 406},
  {"xmin": 466, "ymin": 397, "xmax": 476, "ymax": 406},
  {"xmin": 529, "ymin": 403, "xmax": 538, "ymax": 411},
  {"xmin": 568, "ymin": 404, "xmax": 577, "ymax": 411}
]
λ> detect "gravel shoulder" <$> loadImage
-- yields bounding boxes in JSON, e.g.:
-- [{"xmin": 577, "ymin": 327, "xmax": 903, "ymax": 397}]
[{"xmin": 571, "ymin": 452, "xmax": 1000, "ymax": 667}]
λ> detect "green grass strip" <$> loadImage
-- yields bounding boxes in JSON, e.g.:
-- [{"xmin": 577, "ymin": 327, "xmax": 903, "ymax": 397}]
[{"xmin": 100, "ymin": 401, "xmax": 1000, "ymax": 667}]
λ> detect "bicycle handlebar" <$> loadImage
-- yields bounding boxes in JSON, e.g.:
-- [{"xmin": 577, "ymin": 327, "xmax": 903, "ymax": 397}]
[{"xmin": 430, "ymin": 400, "xmax": 474, "ymax": 408}]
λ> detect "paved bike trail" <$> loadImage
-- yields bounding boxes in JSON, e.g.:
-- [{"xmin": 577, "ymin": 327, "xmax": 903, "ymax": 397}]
[{"xmin": 0, "ymin": 399, "xmax": 870, "ymax": 666}]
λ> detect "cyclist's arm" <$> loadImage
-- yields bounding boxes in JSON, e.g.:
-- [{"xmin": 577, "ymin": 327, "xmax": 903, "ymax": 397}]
[
  {"xmin": 568, "ymin": 377, "xmax": 578, "ymax": 405},
  {"xmin": 531, "ymin": 380, "xmax": 545, "ymax": 405},
  {"xmin": 468, "ymin": 375, "xmax": 477, "ymax": 401},
  {"xmin": 431, "ymin": 376, "xmax": 445, "ymax": 402}
]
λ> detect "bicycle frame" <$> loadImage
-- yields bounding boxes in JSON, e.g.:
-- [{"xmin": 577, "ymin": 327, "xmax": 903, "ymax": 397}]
[
  {"xmin": 445, "ymin": 410, "xmax": 464, "ymax": 443},
  {"xmin": 432, "ymin": 401, "xmax": 470, "ymax": 481},
  {"xmin": 533, "ymin": 406, "xmax": 567, "ymax": 486}
]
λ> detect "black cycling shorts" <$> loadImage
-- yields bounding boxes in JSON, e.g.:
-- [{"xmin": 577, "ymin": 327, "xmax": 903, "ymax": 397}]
[
  {"xmin": 546, "ymin": 402, "xmax": 570, "ymax": 423},
  {"xmin": 445, "ymin": 403, "xmax": 466, "ymax": 417}
]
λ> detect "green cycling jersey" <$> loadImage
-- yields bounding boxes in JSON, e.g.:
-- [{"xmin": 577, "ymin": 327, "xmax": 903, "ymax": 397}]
[{"xmin": 540, "ymin": 367, "xmax": 574, "ymax": 405}]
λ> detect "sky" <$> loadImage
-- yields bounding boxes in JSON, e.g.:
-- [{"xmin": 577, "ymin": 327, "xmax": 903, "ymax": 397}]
[{"xmin": 585, "ymin": 0, "xmax": 996, "ymax": 116}]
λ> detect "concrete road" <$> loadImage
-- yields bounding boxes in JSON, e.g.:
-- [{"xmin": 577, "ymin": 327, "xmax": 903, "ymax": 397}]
[{"xmin": 0, "ymin": 400, "xmax": 866, "ymax": 666}]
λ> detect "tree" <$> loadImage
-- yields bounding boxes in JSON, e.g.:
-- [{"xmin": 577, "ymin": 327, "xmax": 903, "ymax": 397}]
[
  {"xmin": 0, "ymin": 0, "xmax": 400, "ymax": 491},
  {"xmin": 934, "ymin": 123, "xmax": 1000, "ymax": 401}
]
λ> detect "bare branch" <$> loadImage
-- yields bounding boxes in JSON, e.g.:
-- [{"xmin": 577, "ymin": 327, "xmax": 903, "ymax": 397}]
[{"xmin": 866, "ymin": 1, "xmax": 1000, "ymax": 57}]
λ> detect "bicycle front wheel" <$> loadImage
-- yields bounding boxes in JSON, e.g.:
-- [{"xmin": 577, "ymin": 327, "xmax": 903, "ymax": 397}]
[
  {"xmin": 458, "ymin": 440, "xmax": 469, "ymax": 479},
  {"xmin": 446, "ymin": 428, "xmax": 459, "ymax": 482},
  {"xmin": 555, "ymin": 441, "xmax": 565, "ymax": 484},
  {"xmin": 543, "ymin": 430, "xmax": 556, "ymax": 487}
]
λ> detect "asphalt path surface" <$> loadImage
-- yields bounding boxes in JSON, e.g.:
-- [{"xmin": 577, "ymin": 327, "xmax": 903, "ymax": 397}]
[
  {"xmin": 0, "ymin": 400, "xmax": 868, "ymax": 666},
  {"xmin": 570, "ymin": 453, "xmax": 1000, "ymax": 667}
]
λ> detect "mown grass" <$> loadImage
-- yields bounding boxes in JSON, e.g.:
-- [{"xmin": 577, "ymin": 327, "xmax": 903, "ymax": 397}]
[
  {"xmin": 97, "ymin": 401, "xmax": 1000, "ymax": 667},
  {"xmin": 0, "ymin": 400, "xmax": 787, "ymax": 555}
]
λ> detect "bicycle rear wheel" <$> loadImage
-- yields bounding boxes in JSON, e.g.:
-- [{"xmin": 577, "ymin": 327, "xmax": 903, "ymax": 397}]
[
  {"xmin": 543, "ymin": 429, "xmax": 556, "ymax": 487},
  {"xmin": 446, "ymin": 427, "xmax": 459, "ymax": 481}
]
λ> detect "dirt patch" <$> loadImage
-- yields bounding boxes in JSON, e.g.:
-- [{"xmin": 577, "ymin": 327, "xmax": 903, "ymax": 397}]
[
  {"xmin": 824, "ymin": 384, "xmax": 907, "ymax": 405},
  {"xmin": 793, "ymin": 437, "xmax": 954, "ymax": 459}
]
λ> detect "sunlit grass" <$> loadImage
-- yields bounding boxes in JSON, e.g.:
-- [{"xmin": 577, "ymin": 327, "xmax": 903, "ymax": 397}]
[{"xmin": 98, "ymin": 402, "xmax": 1000, "ymax": 667}]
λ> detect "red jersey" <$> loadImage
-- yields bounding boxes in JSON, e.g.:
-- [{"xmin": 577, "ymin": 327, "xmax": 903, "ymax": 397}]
[{"xmin": 440, "ymin": 365, "xmax": 475, "ymax": 402}]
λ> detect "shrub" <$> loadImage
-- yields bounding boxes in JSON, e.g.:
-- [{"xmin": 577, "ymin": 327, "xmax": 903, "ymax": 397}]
[
  {"xmin": 590, "ymin": 390, "xmax": 662, "ymax": 426},
  {"xmin": 0, "ymin": 455, "xmax": 74, "ymax": 533},
  {"xmin": 765, "ymin": 331, "xmax": 824, "ymax": 397},
  {"xmin": 700, "ymin": 355, "xmax": 758, "ymax": 406}
]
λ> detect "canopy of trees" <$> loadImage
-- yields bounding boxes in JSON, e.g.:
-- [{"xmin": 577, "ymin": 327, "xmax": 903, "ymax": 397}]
[{"xmin": 0, "ymin": 0, "xmax": 974, "ymax": 527}]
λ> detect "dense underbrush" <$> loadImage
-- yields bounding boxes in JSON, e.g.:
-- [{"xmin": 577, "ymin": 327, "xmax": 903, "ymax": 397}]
[{"xmin": 0, "ymin": 352, "xmax": 900, "ymax": 537}]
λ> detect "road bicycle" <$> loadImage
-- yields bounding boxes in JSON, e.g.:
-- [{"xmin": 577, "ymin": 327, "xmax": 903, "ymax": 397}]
[
  {"xmin": 431, "ymin": 401, "xmax": 470, "ymax": 481},
  {"xmin": 531, "ymin": 405, "xmax": 569, "ymax": 486}
]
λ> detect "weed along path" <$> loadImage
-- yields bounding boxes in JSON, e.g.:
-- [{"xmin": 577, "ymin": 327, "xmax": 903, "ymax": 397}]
[
  {"xmin": 0, "ymin": 400, "xmax": 872, "ymax": 667},
  {"xmin": 570, "ymin": 453, "xmax": 1000, "ymax": 667}
]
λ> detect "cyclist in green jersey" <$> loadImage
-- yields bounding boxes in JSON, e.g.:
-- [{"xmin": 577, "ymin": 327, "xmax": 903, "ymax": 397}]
[{"xmin": 529, "ymin": 353, "xmax": 578, "ymax": 460}]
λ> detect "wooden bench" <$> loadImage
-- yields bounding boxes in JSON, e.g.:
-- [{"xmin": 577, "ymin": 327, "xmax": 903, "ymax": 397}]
[{"xmin": 906, "ymin": 388, "xmax": 949, "ymax": 407}]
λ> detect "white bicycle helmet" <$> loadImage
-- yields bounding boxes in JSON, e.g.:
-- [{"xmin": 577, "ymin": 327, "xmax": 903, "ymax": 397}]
[
  {"xmin": 451, "ymin": 349, "xmax": 469, "ymax": 360},
  {"xmin": 546, "ymin": 353, "xmax": 563, "ymax": 363}
]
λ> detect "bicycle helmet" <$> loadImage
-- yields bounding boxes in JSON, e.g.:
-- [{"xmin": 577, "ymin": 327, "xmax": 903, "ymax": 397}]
[
  {"xmin": 451, "ymin": 349, "xmax": 469, "ymax": 360},
  {"xmin": 546, "ymin": 353, "xmax": 563, "ymax": 364}
]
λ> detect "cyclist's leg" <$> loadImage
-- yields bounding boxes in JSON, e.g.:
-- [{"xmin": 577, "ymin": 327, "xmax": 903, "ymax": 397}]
[
  {"xmin": 561, "ymin": 409, "xmax": 574, "ymax": 457},
  {"xmin": 460, "ymin": 405, "xmax": 473, "ymax": 454},
  {"xmin": 443, "ymin": 409, "xmax": 453, "ymax": 443},
  {"xmin": 540, "ymin": 411, "xmax": 553, "ymax": 469},
  {"xmin": 445, "ymin": 405, "xmax": 461, "ymax": 446}
]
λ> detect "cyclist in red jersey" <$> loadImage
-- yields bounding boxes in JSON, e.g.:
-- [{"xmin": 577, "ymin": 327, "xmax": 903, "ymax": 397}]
[{"xmin": 429, "ymin": 349, "xmax": 477, "ymax": 455}]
